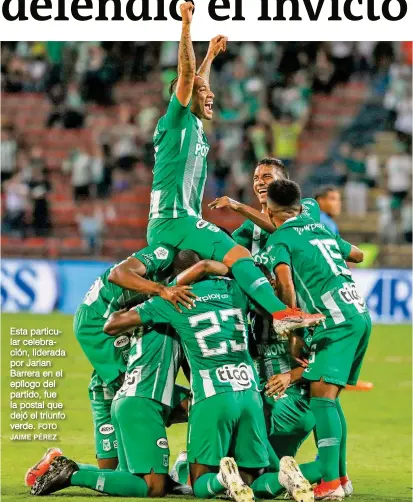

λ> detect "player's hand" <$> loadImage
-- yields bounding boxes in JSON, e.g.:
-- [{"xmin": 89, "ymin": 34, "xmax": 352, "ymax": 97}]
[
  {"xmin": 159, "ymin": 285, "xmax": 197, "ymax": 313},
  {"xmin": 289, "ymin": 335, "xmax": 309, "ymax": 368},
  {"xmin": 208, "ymin": 35, "xmax": 228, "ymax": 59},
  {"xmin": 265, "ymin": 373, "xmax": 291, "ymax": 399},
  {"xmin": 180, "ymin": 1, "xmax": 194, "ymax": 24},
  {"xmin": 208, "ymin": 196, "xmax": 240, "ymax": 212}
]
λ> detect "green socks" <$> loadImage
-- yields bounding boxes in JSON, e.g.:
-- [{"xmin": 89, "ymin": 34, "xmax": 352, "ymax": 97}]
[
  {"xmin": 231, "ymin": 258, "xmax": 286, "ymax": 314},
  {"xmin": 251, "ymin": 460, "xmax": 322, "ymax": 498},
  {"xmin": 193, "ymin": 473, "xmax": 226, "ymax": 499},
  {"xmin": 251, "ymin": 472, "xmax": 283, "ymax": 498},
  {"xmin": 299, "ymin": 460, "xmax": 323, "ymax": 484},
  {"xmin": 70, "ymin": 468, "xmax": 149, "ymax": 497},
  {"xmin": 310, "ymin": 397, "xmax": 342, "ymax": 482},
  {"xmin": 336, "ymin": 398, "xmax": 348, "ymax": 477}
]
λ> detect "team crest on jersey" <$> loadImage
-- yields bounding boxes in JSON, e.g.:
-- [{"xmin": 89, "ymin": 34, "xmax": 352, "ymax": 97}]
[
  {"xmin": 216, "ymin": 363, "xmax": 252, "ymax": 389},
  {"xmin": 102, "ymin": 439, "xmax": 112, "ymax": 452},
  {"xmin": 154, "ymin": 247, "xmax": 169, "ymax": 260}
]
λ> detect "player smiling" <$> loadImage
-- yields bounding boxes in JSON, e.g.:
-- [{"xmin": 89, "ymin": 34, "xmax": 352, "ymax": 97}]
[{"xmin": 147, "ymin": 4, "xmax": 324, "ymax": 335}]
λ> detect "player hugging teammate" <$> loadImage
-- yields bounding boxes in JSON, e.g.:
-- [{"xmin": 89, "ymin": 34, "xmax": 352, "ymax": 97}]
[{"xmin": 26, "ymin": 3, "xmax": 371, "ymax": 502}]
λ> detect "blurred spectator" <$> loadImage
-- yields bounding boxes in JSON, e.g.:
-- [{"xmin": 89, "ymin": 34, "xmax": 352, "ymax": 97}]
[
  {"xmin": 81, "ymin": 45, "xmax": 121, "ymax": 106},
  {"xmin": 401, "ymin": 192, "xmax": 412, "ymax": 243},
  {"xmin": 77, "ymin": 202, "xmax": 105, "ymax": 255},
  {"xmin": 312, "ymin": 47, "xmax": 336, "ymax": 94},
  {"xmin": 1, "ymin": 120, "xmax": 19, "ymax": 184},
  {"xmin": 22, "ymin": 146, "xmax": 47, "ymax": 183},
  {"xmin": 2, "ymin": 172, "xmax": 29, "ymax": 238},
  {"xmin": 341, "ymin": 144, "xmax": 369, "ymax": 216},
  {"xmin": 386, "ymin": 143, "xmax": 412, "ymax": 220},
  {"xmin": 329, "ymin": 42, "xmax": 355, "ymax": 84},
  {"xmin": 47, "ymin": 81, "xmax": 85, "ymax": 129},
  {"xmin": 63, "ymin": 147, "xmax": 93, "ymax": 201},
  {"xmin": 93, "ymin": 143, "xmax": 114, "ymax": 199},
  {"xmin": 108, "ymin": 103, "xmax": 140, "ymax": 187},
  {"xmin": 271, "ymin": 113, "xmax": 303, "ymax": 169},
  {"xmin": 28, "ymin": 167, "xmax": 51, "ymax": 236},
  {"xmin": 209, "ymin": 144, "xmax": 231, "ymax": 198},
  {"xmin": 314, "ymin": 185, "xmax": 341, "ymax": 235}
]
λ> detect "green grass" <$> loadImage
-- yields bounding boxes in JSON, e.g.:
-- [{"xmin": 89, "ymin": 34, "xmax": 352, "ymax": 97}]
[{"xmin": 1, "ymin": 314, "xmax": 412, "ymax": 501}]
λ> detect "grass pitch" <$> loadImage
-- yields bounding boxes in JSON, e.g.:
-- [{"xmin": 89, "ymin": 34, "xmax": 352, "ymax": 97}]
[{"xmin": 1, "ymin": 313, "xmax": 412, "ymax": 501}]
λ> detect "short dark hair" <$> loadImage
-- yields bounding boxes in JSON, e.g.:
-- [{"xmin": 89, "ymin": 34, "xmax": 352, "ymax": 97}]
[
  {"xmin": 314, "ymin": 185, "xmax": 339, "ymax": 201},
  {"xmin": 257, "ymin": 157, "xmax": 288, "ymax": 179},
  {"xmin": 267, "ymin": 179, "xmax": 301, "ymax": 207},
  {"xmin": 169, "ymin": 76, "xmax": 179, "ymax": 96},
  {"xmin": 172, "ymin": 249, "xmax": 201, "ymax": 276},
  {"xmin": 169, "ymin": 73, "xmax": 200, "ymax": 96}
]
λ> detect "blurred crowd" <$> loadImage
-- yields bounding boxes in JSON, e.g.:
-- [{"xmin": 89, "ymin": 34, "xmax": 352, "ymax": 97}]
[{"xmin": 1, "ymin": 41, "xmax": 412, "ymax": 250}]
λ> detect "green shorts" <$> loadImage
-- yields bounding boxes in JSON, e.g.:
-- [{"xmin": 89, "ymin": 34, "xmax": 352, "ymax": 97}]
[
  {"xmin": 74, "ymin": 304, "xmax": 130, "ymax": 385},
  {"xmin": 303, "ymin": 312, "xmax": 372, "ymax": 387},
  {"xmin": 187, "ymin": 391, "xmax": 269, "ymax": 469},
  {"xmin": 89, "ymin": 372, "xmax": 122, "ymax": 459},
  {"xmin": 263, "ymin": 388, "xmax": 315, "ymax": 458},
  {"xmin": 147, "ymin": 216, "xmax": 237, "ymax": 263},
  {"xmin": 111, "ymin": 396, "xmax": 170, "ymax": 474}
]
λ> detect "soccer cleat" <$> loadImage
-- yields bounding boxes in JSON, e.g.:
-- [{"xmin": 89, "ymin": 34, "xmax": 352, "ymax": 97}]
[
  {"xmin": 219, "ymin": 457, "xmax": 254, "ymax": 502},
  {"xmin": 314, "ymin": 479, "xmax": 345, "ymax": 500},
  {"xmin": 169, "ymin": 450, "xmax": 188, "ymax": 484},
  {"xmin": 278, "ymin": 456, "xmax": 314, "ymax": 502},
  {"xmin": 25, "ymin": 447, "xmax": 63, "ymax": 487},
  {"xmin": 31, "ymin": 456, "xmax": 78, "ymax": 496},
  {"xmin": 340, "ymin": 476, "xmax": 353, "ymax": 497},
  {"xmin": 273, "ymin": 308, "xmax": 325, "ymax": 336}
]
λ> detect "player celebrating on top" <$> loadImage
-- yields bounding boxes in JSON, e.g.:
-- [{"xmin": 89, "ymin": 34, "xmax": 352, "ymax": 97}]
[
  {"xmin": 264, "ymin": 179, "xmax": 371, "ymax": 501},
  {"xmin": 147, "ymin": 3, "xmax": 324, "ymax": 335}
]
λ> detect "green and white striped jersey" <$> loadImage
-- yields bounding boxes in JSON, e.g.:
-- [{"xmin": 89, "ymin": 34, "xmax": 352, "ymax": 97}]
[
  {"xmin": 135, "ymin": 278, "xmax": 260, "ymax": 405},
  {"xmin": 114, "ymin": 325, "xmax": 182, "ymax": 407},
  {"xmin": 81, "ymin": 245, "xmax": 175, "ymax": 318},
  {"xmin": 250, "ymin": 315, "xmax": 308, "ymax": 397},
  {"xmin": 266, "ymin": 213, "xmax": 368, "ymax": 329},
  {"xmin": 149, "ymin": 94, "xmax": 210, "ymax": 220}
]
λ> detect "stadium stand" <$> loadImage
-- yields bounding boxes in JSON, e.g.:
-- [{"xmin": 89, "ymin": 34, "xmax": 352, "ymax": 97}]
[{"xmin": 1, "ymin": 42, "xmax": 411, "ymax": 266}]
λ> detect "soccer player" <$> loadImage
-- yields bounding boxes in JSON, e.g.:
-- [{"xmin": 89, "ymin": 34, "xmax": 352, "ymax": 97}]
[
  {"xmin": 30, "ymin": 256, "xmax": 233, "ymax": 498},
  {"xmin": 209, "ymin": 157, "xmax": 321, "ymax": 265},
  {"xmin": 314, "ymin": 185, "xmax": 341, "ymax": 235},
  {"xmin": 147, "ymin": 3, "xmax": 325, "ymax": 335},
  {"xmin": 25, "ymin": 244, "xmax": 196, "ymax": 484},
  {"xmin": 264, "ymin": 179, "xmax": 371, "ymax": 501}
]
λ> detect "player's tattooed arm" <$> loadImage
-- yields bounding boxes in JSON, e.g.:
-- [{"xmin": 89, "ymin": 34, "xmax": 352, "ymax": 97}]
[
  {"xmin": 274, "ymin": 263, "xmax": 297, "ymax": 308},
  {"xmin": 176, "ymin": 260, "xmax": 229, "ymax": 286},
  {"xmin": 197, "ymin": 35, "xmax": 228, "ymax": 83},
  {"xmin": 104, "ymin": 309, "xmax": 142, "ymax": 336},
  {"xmin": 175, "ymin": 1, "xmax": 196, "ymax": 107},
  {"xmin": 108, "ymin": 257, "xmax": 196, "ymax": 312},
  {"xmin": 209, "ymin": 196, "xmax": 275, "ymax": 234}
]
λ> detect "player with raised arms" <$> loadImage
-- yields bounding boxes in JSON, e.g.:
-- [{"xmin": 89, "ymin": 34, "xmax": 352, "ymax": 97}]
[
  {"xmin": 146, "ymin": 1, "xmax": 325, "ymax": 335},
  {"xmin": 263, "ymin": 179, "xmax": 371, "ymax": 501}
]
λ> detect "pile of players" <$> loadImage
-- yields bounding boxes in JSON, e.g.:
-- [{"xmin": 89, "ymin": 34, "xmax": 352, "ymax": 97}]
[{"xmin": 25, "ymin": 4, "xmax": 371, "ymax": 501}]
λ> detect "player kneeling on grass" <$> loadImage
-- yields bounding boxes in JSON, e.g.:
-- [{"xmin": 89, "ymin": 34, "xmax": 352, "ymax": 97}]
[{"xmin": 263, "ymin": 179, "xmax": 371, "ymax": 501}]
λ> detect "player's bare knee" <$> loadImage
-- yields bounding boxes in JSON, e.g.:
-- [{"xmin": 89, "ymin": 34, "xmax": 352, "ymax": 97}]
[
  {"xmin": 97, "ymin": 457, "xmax": 118, "ymax": 470},
  {"xmin": 143, "ymin": 473, "xmax": 167, "ymax": 497}
]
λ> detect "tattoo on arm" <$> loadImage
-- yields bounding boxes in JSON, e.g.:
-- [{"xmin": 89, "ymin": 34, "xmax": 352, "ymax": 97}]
[{"xmin": 179, "ymin": 24, "xmax": 196, "ymax": 79}]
